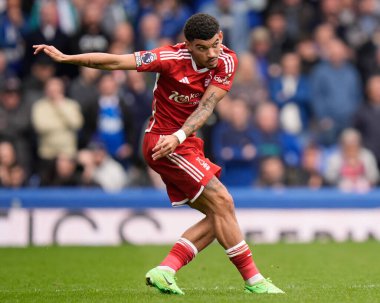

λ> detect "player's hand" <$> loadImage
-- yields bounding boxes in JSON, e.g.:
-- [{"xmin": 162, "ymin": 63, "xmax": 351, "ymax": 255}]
[
  {"xmin": 152, "ymin": 135, "xmax": 179, "ymax": 161},
  {"xmin": 33, "ymin": 44, "xmax": 68, "ymax": 63}
]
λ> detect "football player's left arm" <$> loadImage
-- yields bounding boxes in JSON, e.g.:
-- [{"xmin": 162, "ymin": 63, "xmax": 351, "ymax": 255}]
[
  {"xmin": 152, "ymin": 85, "xmax": 227, "ymax": 160},
  {"xmin": 33, "ymin": 44, "xmax": 137, "ymax": 70}
]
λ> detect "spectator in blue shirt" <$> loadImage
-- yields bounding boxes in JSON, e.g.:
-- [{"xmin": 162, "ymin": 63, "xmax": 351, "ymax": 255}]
[
  {"xmin": 84, "ymin": 73, "xmax": 134, "ymax": 168},
  {"xmin": 269, "ymin": 52, "xmax": 310, "ymax": 138},
  {"xmin": 156, "ymin": 0, "xmax": 192, "ymax": 41},
  {"xmin": 0, "ymin": 0, "xmax": 27, "ymax": 76},
  {"xmin": 310, "ymin": 38, "xmax": 362, "ymax": 146}
]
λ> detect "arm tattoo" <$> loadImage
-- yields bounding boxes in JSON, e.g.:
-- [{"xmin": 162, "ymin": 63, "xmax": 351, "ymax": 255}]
[
  {"xmin": 84, "ymin": 59, "xmax": 112, "ymax": 70},
  {"xmin": 182, "ymin": 91, "xmax": 218, "ymax": 136}
]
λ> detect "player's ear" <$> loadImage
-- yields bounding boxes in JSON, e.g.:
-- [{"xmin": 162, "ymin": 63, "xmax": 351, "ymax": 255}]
[
  {"xmin": 218, "ymin": 31, "xmax": 223, "ymax": 44},
  {"xmin": 185, "ymin": 40, "xmax": 193, "ymax": 52}
]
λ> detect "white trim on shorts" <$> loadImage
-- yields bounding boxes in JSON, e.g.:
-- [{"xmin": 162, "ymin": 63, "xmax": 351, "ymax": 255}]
[
  {"xmin": 172, "ymin": 198, "xmax": 189, "ymax": 207},
  {"xmin": 190, "ymin": 185, "xmax": 205, "ymax": 203}
]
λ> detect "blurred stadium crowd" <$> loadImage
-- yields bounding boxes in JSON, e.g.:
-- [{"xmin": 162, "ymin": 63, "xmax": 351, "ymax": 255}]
[{"xmin": 1, "ymin": 0, "xmax": 380, "ymax": 192}]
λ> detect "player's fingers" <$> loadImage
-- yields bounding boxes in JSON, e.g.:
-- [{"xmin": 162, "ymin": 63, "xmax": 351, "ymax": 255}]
[
  {"xmin": 43, "ymin": 47, "xmax": 62, "ymax": 61},
  {"xmin": 33, "ymin": 44, "xmax": 45, "ymax": 50},
  {"xmin": 152, "ymin": 144, "xmax": 172, "ymax": 160},
  {"xmin": 153, "ymin": 144, "xmax": 167, "ymax": 158},
  {"xmin": 152, "ymin": 144, "xmax": 162, "ymax": 152},
  {"xmin": 152, "ymin": 150, "xmax": 164, "ymax": 160},
  {"xmin": 43, "ymin": 48, "xmax": 56, "ymax": 59},
  {"xmin": 152, "ymin": 137, "xmax": 166, "ymax": 152},
  {"xmin": 33, "ymin": 45, "xmax": 45, "ymax": 55},
  {"xmin": 47, "ymin": 45, "xmax": 58, "ymax": 53}
]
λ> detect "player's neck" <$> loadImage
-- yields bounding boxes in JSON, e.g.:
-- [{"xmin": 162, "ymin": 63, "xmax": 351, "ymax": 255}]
[{"xmin": 188, "ymin": 53, "xmax": 205, "ymax": 69}]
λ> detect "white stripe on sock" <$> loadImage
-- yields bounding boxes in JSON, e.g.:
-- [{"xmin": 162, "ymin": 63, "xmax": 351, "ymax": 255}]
[
  {"xmin": 225, "ymin": 240, "xmax": 246, "ymax": 254},
  {"xmin": 227, "ymin": 246, "xmax": 249, "ymax": 258},
  {"xmin": 179, "ymin": 237, "xmax": 198, "ymax": 255},
  {"xmin": 246, "ymin": 273, "xmax": 264, "ymax": 285},
  {"xmin": 157, "ymin": 265, "xmax": 176, "ymax": 273}
]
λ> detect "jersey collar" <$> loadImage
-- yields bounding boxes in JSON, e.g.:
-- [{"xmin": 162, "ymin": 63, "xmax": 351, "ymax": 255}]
[{"xmin": 190, "ymin": 56, "xmax": 209, "ymax": 73}]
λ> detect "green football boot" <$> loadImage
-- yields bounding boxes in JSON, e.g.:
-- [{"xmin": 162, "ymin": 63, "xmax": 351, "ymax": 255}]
[
  {"xmin": 145, "ymin": 268, "xmax": 184, "ymax": 295},
  {"xmin": 244, "ymin": 278, "xmax": 285, "ymax": 294}
]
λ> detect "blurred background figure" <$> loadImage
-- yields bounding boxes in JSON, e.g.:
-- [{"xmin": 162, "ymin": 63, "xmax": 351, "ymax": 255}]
[
  {"xmin": 212, "ymin": 98, "xmax": 257, "ymax": 186},
  {"xmin": 155, "ymin": 0, "xmax": 192, "ymax": 42},
  {"xmin": 252, "ymin": 102, "xmax": 301, "ymax": 172},
  {"xmin": 292, "ymin": 143, "xmax": 326, "ymax": 189},
  {"xmin": 31, "ymin": 77, "xmax": 83, "ymax": 183},
  {"xmin": 72, "ymin": 2, "xmax": 110, "ymax": 59},
  {"xmin": 0, "ymin": 77, "xmax": 32, "ymax": 173},
  {"xmin": 310, "ymin": 39, "xmax": 361, "ymax": 146},
  {"xmin": 313, "ymin": 23, "xmax": 336, "ymax": 59},
  {"xmin": 0, "ymin": 0, "xmax": 27, "ymax": 76},
  {"xmin": 0, "ymin": 50, "xmax": 11, "ymax": 83},
  {"xmin": 201, "ymin": 0, "xmax": 251, "ymax": 53},
  {"xmin": 28, "ymin": 0, "xmax": 79, "ymax": 37},
  {"xmin": 325, "ymin": 128, "xmax": 379, "ymax": 192},
  {"xmin": 22, "ymin": 54, "xmax": 56, "ymax": 105},
  {"xmin": 256, "ymin": 156, "xmax": 286, "ymax": 188},
  {"xmin": 24, "ymin": 0, "xmax": 73, "ymax": 77},
  {"xmin": 357, "ymin": 28, "xmax": 380, "ymax": 84},
  {"xmin": 99, "ymin": 0, "xmax": 126, "ymax": 38},
  {"xmin": 353, "ymin": 75, "xmax": 380, "ymax": 170},
  {"xmin": 265, "ymin": 9, "xmax": 294, "ymax": 66},
  {"xmin": 230, "ymin": 53, "xmax": 268, "ymax": 111},
  {"xmin": 40, "ymin": 152, "xmax": 83, "ymax": 187},
  {"xmin": 122, "ymin": 70, "xmax": 152, "ymax": 158},
  {"xmin": 269, "ymin": 52, "xmax": 310, "ymax": 138},
  {"xmin": 246, "ymin": 27, "xmax": 272, "ymax": 83},
  {"xmin": 82, "ymin": 73, "xmax": 134, "ymax": 167},
  {"xmin": 78, "ymin": 142, "xmax": 129, "ymax": 192},
  {"xmin": 68, "ymin": 66, "xmax": 100, "ymax": 118},
  {"xmin": 136, "ymin": 12, "xmax": 162, "ymax": 50},
  {"xmin": 110, "ymin": 21, "xmax": 135, "ymax": 55},
  {"xmin": 351, "ymin": 0, "xmax": 380, "ymax": 48},
  {"xmin": 295, "ymin": 37, "xmax": 320, "ymax": 75},
  {"xmin": 0, "ymin": 140, "xmax": 26, "ymax": 187},
  {"xmin": 267, "ymin": 0, "xmax": 316, "ymax": 43}
]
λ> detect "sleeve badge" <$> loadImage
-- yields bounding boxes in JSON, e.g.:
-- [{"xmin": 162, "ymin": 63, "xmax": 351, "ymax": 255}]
[{"xmin": 141, "ymin": 52, "xmax": 157, "ymax": 64}]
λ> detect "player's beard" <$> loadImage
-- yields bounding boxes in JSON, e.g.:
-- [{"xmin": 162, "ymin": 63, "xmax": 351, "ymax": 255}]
[{"xmin": 207, "ymin": 57, "xmax": 218, "ymax": 68}]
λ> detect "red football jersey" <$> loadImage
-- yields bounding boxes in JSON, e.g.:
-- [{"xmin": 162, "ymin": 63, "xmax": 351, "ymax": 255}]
[{"xmin": 134, "ymin": 42, "xmax": 238, "ymax": 135}]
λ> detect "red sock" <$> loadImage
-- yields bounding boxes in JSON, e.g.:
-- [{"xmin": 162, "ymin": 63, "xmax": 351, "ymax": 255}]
[
  {"xmin": 226, "ymin": 240, "xmax": 260, "ymax": 280},
  {"xmin": 159, "ymin": 238, "xmax": 198, "ymax": 272}
]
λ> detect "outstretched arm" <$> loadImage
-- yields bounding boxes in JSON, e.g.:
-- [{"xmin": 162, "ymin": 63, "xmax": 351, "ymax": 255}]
[
  {"xmin": 152, "ymin": 85, "xmax": 227, "ymax": 160},
  {"xmin": 33, "ymin": 44, "xmax": 137, "ymax": 70}
]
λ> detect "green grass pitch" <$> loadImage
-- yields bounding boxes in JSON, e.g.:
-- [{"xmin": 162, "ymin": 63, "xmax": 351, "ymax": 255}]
[{"xmin": 1, "ymin": 242, "xmax": 379, "ymax": 302}]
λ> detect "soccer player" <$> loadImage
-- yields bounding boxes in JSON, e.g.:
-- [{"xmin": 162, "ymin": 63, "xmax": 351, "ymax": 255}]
[{"xmin": 33, "ymin": 13, "xmax": 284, "ymax": 295}]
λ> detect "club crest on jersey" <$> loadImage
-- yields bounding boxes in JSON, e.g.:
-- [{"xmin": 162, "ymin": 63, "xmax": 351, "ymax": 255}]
[
  {"xmin": 142, "ymin": 52, "xmax": 157, "ymax": 64},
  {"xmin": 204, "ymin": 72, "xmax": 213, "ymax": 87}
]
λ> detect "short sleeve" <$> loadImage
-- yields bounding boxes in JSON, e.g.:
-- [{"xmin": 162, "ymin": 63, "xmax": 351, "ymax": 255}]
[{"xmin": 210, "ymin": 51, "xmax": 238, "ymax": 92}]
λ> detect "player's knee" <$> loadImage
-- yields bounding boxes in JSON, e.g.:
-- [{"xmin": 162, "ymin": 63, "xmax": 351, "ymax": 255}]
[{"xmin": 212, "ymin": 191, "xmax": 235, "ymax": 216}]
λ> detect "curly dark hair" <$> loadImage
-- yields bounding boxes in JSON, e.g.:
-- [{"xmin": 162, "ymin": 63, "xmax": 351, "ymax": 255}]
[{"xmin": 184, "ymin": 13, "xmax": 220, "ymax": 42}]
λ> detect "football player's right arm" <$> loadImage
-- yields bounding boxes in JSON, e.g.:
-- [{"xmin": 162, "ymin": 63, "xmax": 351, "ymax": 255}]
[{"xmin": 32, "ymin": 44, "xmax": 137, "ymax": 70}]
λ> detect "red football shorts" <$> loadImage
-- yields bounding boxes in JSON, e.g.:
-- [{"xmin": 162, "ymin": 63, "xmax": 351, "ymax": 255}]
[{"xmin": 143, "ymin": 132, "xmax": 221, "ymax": 207}]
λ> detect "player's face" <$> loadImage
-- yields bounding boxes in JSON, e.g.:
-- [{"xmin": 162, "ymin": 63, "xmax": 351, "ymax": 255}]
[{"xmin": 186, "ymin": 32, "xmax": 223, "ymax": 69}]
